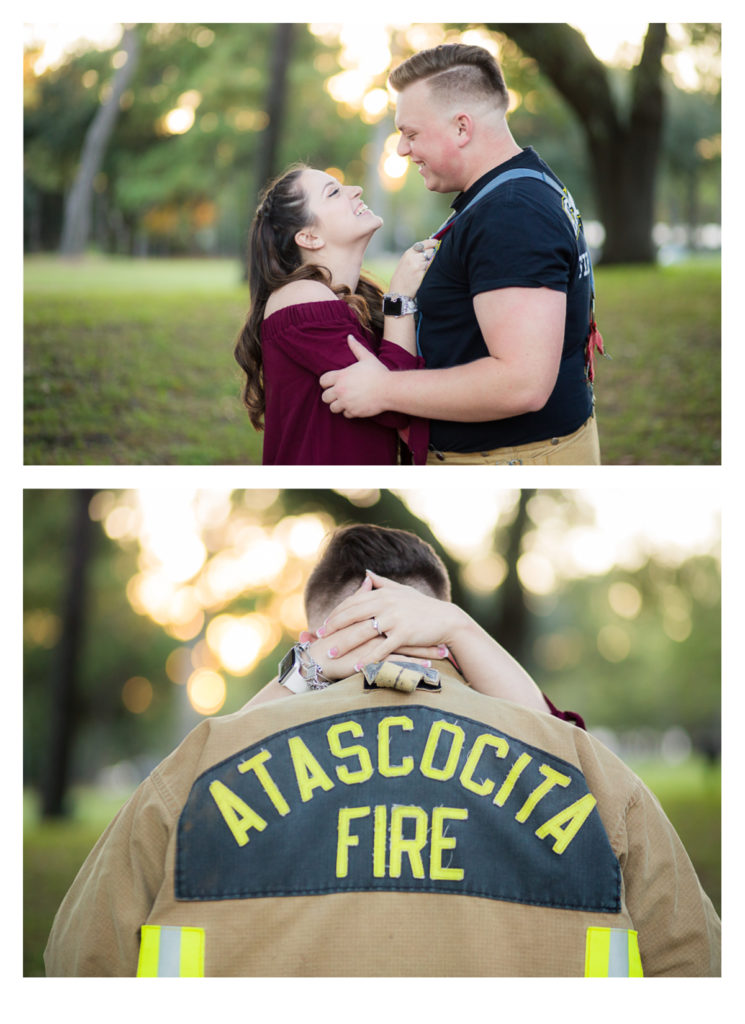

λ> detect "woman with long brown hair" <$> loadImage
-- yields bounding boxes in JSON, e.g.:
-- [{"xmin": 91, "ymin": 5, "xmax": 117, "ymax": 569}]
[{"xmin": 234, "ymin": 164, "xmax": 434, "ymax": 465}]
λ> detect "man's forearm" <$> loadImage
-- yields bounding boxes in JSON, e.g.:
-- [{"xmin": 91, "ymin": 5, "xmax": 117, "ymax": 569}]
[{"xmin": 380, "ymin": 357, "xmax": 545, "ymax": 422}]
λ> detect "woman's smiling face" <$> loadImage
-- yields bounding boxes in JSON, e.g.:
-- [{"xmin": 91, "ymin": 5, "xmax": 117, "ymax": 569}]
[{"xmin": 298, "ymin": 168, "xmax": 383, "ymax": 249}]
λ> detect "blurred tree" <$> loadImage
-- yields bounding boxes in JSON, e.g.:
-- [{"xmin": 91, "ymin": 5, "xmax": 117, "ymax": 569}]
[
  {"xmin": 24, "ymin": 492, "xmax": 178, "ymax": 808},
  {"xmin": 490, "ymin": 490, "xmax": 533, "ymax": 666},
  {"xmin": 24, "ymin": 23, "xmax": 720, "ymax": 260},
  {"xmin": 660, "ymin": 77, "xmax": 721, "ymax": 248},
  {"xmin": 524, "ymin": 554, "xmax": 720, "ymax": 746},
  {"xmin": 25, "ymin": 41, "xmax": 120, "ymax": 251},
  {"xmin": 59, "ymin": 26, "xmax": 140, "ymax": 257},
  {"xmin": 39, "ymin": 491, "xmax": 95, "ymax": 817},
  {"xmin": 241, "ymin": 24, "xmax": 295, "ymax": 279},
  {"xmin": 493, "ymin": 23, "xmax": 667, "ymax": 263}
]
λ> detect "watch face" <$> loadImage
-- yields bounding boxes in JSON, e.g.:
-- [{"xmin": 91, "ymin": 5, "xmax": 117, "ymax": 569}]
[
  {"xmin": 278, "ymin": 647, "xmax": 296, "ymax": 683},
  {"xmin": 384, "ymin": 297, "xmax": 403, "ymax": 316}
]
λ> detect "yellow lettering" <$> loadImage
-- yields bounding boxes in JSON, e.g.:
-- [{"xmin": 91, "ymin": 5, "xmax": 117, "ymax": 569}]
[
  {"xmin": 515, "ymin": 764, "xmax": 571, "ymax": 823},
  {"xmin": 378, "ymin": 715, "xmax": 414, "ymax": 777},
  {"xmin": 420, "ymin": 721, "xmax": 465, "ymax": 781},
  {"xmin": 238, "ymin": 749, "xmax": 290, "ymax": 816},
  {"xmin": 535, "ymin": 792, "xmax": 598, "ymax": 853},
  {"xmin": 287, "ymin": 735, "xmax": 335, "ymax": 802},
  {"xmin": 327, "ymin": 720, "xmax": 374, "ymax": 785},
  {"xmin": 372, "ymin": 804, "xmax": 388, "ymax": 877},
  {"xmin": 389, "ymin": 805, "xmax": 428, "ymax": 878},
  {"xmin": 493, "ymin": 751, "xmax": 532, "ymax": 806},
  {"xmin": 208, "ymin": 780, "xmax": 267, "ymax": 847},
  {"xmin": 459, "ymin": 733, "xmax": 509, "ymax": 795},
  {"xmin": 430, "ymin": 806, "xmax": 468, "ymax": 881},
  {"xmin": 336, "ymin": 806, "xmax": 370, "ymax": 877}
]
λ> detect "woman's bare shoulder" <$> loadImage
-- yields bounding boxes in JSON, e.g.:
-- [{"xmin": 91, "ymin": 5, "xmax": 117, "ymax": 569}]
[{"xmin": 264, "ymin": 279, "xmax": 339, "ymax": 318}]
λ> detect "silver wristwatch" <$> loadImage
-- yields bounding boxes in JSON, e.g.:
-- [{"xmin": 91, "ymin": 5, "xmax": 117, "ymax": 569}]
[
  {"xmin": 383, "ymin": 293, "xmax": 418, "ymax": 317},
  {"xmin": 277, "ymin": 641, "xmax": 330, "ymax": 693}
]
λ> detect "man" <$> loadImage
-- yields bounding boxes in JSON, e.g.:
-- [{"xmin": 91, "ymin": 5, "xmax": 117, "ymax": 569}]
[
  {"xmin": 320, "ymin": 44, "xmax": 603, "ymax": 465},
  {"xmin": 45, "ymin": 525, "xmax": 718, "ymax": 976}
]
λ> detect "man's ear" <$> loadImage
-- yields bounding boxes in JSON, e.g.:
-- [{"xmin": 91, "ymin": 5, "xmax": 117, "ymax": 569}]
[
  {"xmin": 295, "ymin": 228, "xmax": 324, "ymax": 252},
  {"xmin": 453, "ymin": 112, "xmax": 474, "ymax": 147}
]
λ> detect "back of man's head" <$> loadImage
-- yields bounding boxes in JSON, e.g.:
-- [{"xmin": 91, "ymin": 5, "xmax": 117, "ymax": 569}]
[
  {"xmin": 304, "ymin": 524, "xmax": 451, "ymax": 627},
  {"xmin": 389, "ymin": 43, "xmax": 509, "ymax": 115}
]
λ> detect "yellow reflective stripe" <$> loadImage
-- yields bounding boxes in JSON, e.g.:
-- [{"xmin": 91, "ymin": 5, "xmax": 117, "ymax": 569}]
[
  {"xmin": 585, "ymin": 927, "xmax": 643, "ymax": 977},
  {"xmin": 627, "ymin": 930, "xmax": 644, "ymax": 977},
  {"xmin": 137, "ymin": 925, "xmax": 205, "ymax": 977},
  {"xmin": 137, "ymin": 925, "xmax": 161, "ymax": 977},
  {"xmin": 179, "ymin": 927, "xmax": 206, "ymax": 977}
]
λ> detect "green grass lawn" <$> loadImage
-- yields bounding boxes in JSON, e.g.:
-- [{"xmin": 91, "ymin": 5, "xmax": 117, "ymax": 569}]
[
  {"xmin": 627, "ymin": 756, "xmax": 721, "ymax": 916},
  {"xmin": 24, "ymin": 257, "xmax": 255, "ymax": 465},
  {"xmin": 591, "ymin": 259, "xmax": 721, "ymax": 465},
  {"xmin": 23, "ymin": 755, "xmax": 721, "ymax": 977},
  {"xmin": 23, "ymin": 787, "xmax": 129, "ymax": 978},
  {"xmin": 23, "ymin": 254, "xmax": 720, "ymax": 465}
]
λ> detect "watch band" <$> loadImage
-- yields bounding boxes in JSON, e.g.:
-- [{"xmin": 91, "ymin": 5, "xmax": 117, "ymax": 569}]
[
  {"xmin": 278, "ymin": 642, "xmax": 330, "ymax": 693},
  {"xmin": 383, "ymin": 293, "xmax": 418, "ymax": 317}
]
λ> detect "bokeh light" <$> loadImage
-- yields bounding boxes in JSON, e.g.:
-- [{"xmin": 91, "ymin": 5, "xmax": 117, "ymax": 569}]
[
  {"xmin": 608, "ymin": 581, "xmax": 643, "ymax": 620},
  {"xmin": 83, "ymin": 488, "xmax": 719, "ymax": 721},
  {"xmin": 162, "ymin": 106, "xmax": 195, "ymax": 135},
  {"xmin": 597, "ymin": 624, "xmax": 632, "ymax": 663},
  {"xmin": 94, "ymin": 492, "xmax": 335, "ymax": 716},
  {"xmin": 122, "ymin": 676, "xmax": 153, "ymax": 714},
  {"xmin": 187, "ymin": 668, "xmax": 226, "ymax": 716}
]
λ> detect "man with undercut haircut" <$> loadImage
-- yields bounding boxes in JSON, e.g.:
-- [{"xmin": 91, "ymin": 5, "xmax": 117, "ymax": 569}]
[
  {"xmin": 45, "ymin": 525, "xmax": 719, "ymax": 977},
  {"xmin": 320, "ymin": 44, "xmax": 604, "ymax": 465}
]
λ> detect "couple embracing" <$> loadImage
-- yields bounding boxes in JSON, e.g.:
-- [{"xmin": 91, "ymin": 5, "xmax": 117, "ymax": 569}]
[{"xmin": 235, "ymin": 43, "xmax": 604, "ymax": 466}]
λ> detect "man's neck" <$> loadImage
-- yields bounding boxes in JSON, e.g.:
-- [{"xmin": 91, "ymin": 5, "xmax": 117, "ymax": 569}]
[{"xmin": 461, "ymin": 127, "xmax": 524, "ymax": 192}]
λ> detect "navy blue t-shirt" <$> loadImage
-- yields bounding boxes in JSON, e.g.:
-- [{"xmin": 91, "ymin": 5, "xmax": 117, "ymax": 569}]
[{"xmin": 416, "ymin": 147, "xmax": 594, "ymax": 452}]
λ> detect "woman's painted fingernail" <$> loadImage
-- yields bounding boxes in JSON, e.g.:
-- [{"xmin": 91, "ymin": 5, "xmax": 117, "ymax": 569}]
[
  {"xmin": 316, "ymin": 625, "xmax": 327, "ymax": 638},
  {"xmin": 438, "ymin": 644, "xmax": 449, "ymax": 658},
  {"xmin": 327, "ymin": 647, "xmax": 339, "ymax": 659},
  {"xmin": 354, "ymin": 662, "xmax": 363, "ymax": 672}
]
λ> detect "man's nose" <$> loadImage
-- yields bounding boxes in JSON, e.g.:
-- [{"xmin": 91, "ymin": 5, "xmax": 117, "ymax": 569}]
[{"xmin": 397, "ymin": 135, "xmax": 410, "ymax": 157}]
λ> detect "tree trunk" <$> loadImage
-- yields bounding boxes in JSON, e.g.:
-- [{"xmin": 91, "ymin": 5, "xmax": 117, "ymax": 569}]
[
  {"xmin": 491, "ymin": 490, "xmax": 533, "ymax": 665},
  {"xmin": 59, "ymin": 26, "xmax": 140, "ymax": 257},
  {"xmin": 494, "ymin": 23, "xmax": 667, "ymax": 264},
  {"xmin": 241, "ymin": 23, "xmax": 295, "ymax": 279},
  {"xmin": 41, "ymin": 491, "xmax": 95, "ymax": 818}
]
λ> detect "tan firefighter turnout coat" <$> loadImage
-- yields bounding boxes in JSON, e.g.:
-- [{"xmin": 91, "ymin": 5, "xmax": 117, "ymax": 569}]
[{"xmin": 44, "ymin": 661, "xmax": 720, "ymax": 977}]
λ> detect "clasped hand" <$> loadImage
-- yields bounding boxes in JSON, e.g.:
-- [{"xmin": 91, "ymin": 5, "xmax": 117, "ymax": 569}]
[{"xmin": 301, "ymin": 571, "xmax": 460, "ymax": 681}]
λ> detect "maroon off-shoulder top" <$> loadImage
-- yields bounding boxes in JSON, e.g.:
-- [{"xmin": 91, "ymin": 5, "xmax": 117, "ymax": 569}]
[{"xmin": 260, "ymin": 300, "xmax": 429, "ymax": 465}]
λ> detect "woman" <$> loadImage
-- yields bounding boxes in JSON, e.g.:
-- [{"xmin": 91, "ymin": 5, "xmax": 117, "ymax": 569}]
[{"xmin": 234, "ymin": 164, "xmax": 435, "ymax": 465}]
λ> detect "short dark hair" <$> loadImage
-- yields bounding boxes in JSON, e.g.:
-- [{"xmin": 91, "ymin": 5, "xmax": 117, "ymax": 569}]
[
  {"xmin": 389, "ymin": 44, "xmax": 509, "ymax": 112},
  {"xmin": 304, "ymin": 524, "xmax": 451, "ymax": 622}
]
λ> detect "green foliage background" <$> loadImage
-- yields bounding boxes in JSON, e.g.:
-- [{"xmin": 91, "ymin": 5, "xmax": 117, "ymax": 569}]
[{"xmin": 24, "ymin": 23, "xmax": 721, "ymax": 257}]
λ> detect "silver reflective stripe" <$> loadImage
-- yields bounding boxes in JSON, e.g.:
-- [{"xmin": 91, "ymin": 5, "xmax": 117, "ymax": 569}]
[
  {"xmin": 607, "ymin": 929, "xmax": 630, "ymax": 977},
  {"xmin": 157, "ymin": 926, "xmax": 184, "ymax": 976}
]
